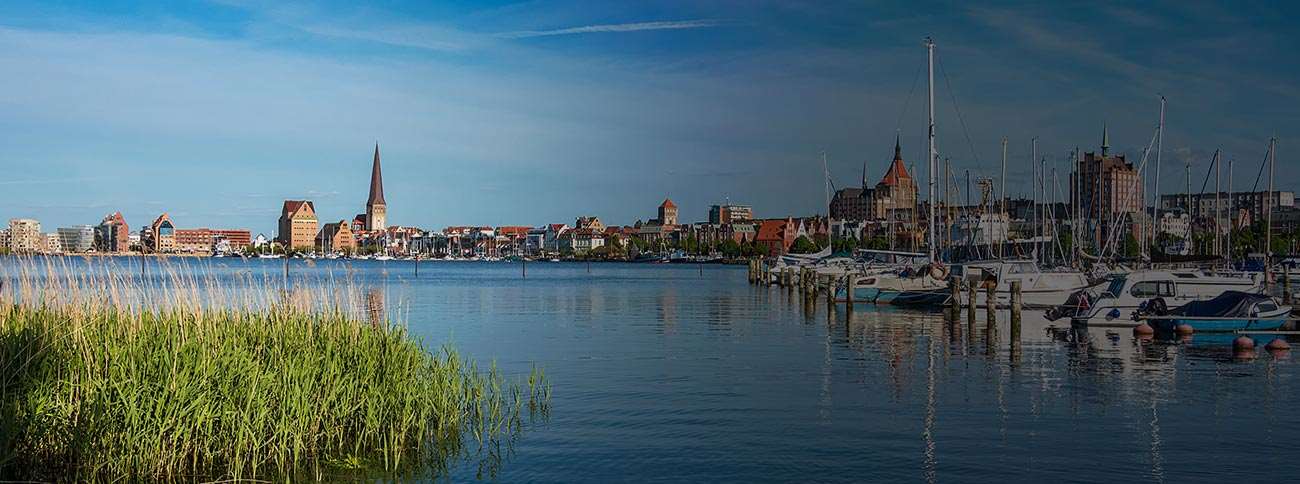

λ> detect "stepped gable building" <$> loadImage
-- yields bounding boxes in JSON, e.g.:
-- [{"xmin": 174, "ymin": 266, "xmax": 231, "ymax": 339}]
[
  {"xmin": 278, "ymin": 200, "xmax": 319, "ymax": 250},
  {"xmin": 317, "ymin": 220, "xmax": 356, "ymax": 253}
]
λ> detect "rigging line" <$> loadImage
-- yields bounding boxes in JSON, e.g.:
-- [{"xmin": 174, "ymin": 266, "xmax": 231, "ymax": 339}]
[
  {"xmin": 936, "ymin": 53, "xmax": 983, "ymax": 170},
  {"xmin": 1250, "ymin": 139, "xmax": 1270, "ymax": 193},
  {"xmin": 895, "ymin": 57, "xmax": 926, "ymax": 133}
]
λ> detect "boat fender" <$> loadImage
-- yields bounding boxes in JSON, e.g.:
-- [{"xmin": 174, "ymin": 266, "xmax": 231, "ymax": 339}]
[
  {"xmin": 1106, "ymin": 308, "xmax": 1121, "ymax": 321},
  {"xmin": 928, "ymin": 263, "xmax": 949, "ymax": 281}
]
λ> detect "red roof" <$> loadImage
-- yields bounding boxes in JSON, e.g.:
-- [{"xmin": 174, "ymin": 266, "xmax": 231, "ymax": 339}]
[
  {"xmin": 660, "ymin": 198, "xmax": 676, "ymax": 209},
  {"xmin": 496, "ymin": 226, "xmax": 530, "ymax": 236},
  {"xmin": 880, "ymin": 136, "xmax": 912, "ymax": 186},
  {"xmin": 756, "ymin": 220, "xmax": 786, "ymax": 242}
]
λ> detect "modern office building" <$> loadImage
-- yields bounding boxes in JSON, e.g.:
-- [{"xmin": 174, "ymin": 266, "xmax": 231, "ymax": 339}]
[
  {"xmin": 57, "ymin": 225, "xmax": 96, "ymax": 253},
  {"xmin": 709, "ymin": 203, "xmax": 754, "ymax": 224}
]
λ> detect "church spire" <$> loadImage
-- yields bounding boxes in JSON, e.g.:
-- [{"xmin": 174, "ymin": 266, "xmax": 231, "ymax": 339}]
[
  {"xmin": 1101, "ymin": 123, "xmax": 1110, "ymax": 157},
  {"xmin": 894, "ymin": 133, "xmax": 903, "ymax": 161},
  {"xmin": 367, "ymin": 143, "xmax": 385, "ymax": 206}
]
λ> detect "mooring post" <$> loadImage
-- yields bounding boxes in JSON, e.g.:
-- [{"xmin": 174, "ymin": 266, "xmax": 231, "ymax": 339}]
[
  {"xmin": 1010, "ymin": 280, "xmax": 1022, "ymax": 345},
  {"xmin": 845, "ymin": 275, "xmax": 855, "ymax": 312},
  {"xmin": 414, "ymin": 254, "xmax": 420, "ymax": 277},
  {"xmin": 825, "ymin": 275, "xmax": 835, "ymax": 306},
  {"xmin": 985, "ymin": 284, "xmax": 997, "ymax": 331},
  {"xmin": 1284, "ymin": 264, "xmax": 1292, "ymax": 305},
  {"xmin": 966, "ymin": 281, "xmax": 976, "ymax": 327},
  {"xmin": 949, "ymin": 279, "xmax": 960, "ymax": 318}
]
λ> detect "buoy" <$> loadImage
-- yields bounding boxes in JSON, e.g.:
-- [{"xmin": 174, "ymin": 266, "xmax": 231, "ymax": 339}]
[
  {"xmin": 1235, "ymin": 349, "xmax": 1258, "ymax": 361},
  {"xmin": 1265, "ymin": 339, "xmax": 1291, "ymax": 351},
  {"xmin": 1233, "ymin": 336, "xmax": 1255, "ymax": 351},
  {"xmin": 1175, "ymin": 324, "xmax": 1194, "ymax": 335},
  {"xmin": 1133, "ymin": 323, "xmax": 1154, "ymax": 335}
]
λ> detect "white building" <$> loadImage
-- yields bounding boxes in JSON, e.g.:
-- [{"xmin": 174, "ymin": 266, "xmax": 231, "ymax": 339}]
[
  {"xmin": 44, "ymin": 233, "xmax": 62, "ymax": 254},
  {"xmin": 7, "ymin": 219, "xmax": 43, "ymax": 253}
]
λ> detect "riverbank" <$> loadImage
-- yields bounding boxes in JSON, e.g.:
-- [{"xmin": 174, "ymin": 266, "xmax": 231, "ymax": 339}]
[{"xmin": 0, "ymin": 260, "xmax": 548, "ymax": 481}]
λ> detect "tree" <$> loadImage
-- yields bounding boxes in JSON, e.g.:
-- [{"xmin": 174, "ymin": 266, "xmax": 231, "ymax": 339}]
[
  {"xmin": 790, "ymin": 236, "xmax": 819, "ymax": 254},
  {"xmin": 719, "ymin": 239, "xmax": 742, "ymax": 258},
  {"xmin": 813, "ymin": 233, "xmax": 829, "ymax": 250},
  {"xmin": 1122, "ymin": 233, "xmax": 1140, "ymax": 258}
]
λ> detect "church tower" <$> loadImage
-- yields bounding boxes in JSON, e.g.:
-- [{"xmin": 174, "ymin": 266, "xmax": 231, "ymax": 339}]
[{"xmin": 366, "ymin": 144, "xmax": 387, "ymax": 231}]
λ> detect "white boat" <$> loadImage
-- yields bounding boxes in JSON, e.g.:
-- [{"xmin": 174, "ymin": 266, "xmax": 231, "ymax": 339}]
[
  {"xmin": 1056, "ymin": 269, "xmax": 1263, "ymax": 327},
  {"xmin": 373, "ymin": 255, "xmax": 394, "ymax": 261},
  {"xmin": 952, "ymin": 260, "xmax": 1093, "ymax": 309},
  {"xmin": 257, "ymin": 254, "xmax": 282, "ymax": 259}
]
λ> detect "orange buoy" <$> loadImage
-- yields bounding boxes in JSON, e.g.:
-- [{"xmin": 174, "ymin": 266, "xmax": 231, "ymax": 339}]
[
  {"xmin": 1133, "ymin": 323, "xmax": 1155, "ymax": 335},
  {"xmin": 1265, "ymin": 339, "xmax": 1291, "ymax": 351},
  {"xmin": 1175, "ymin": 324, "xmax": 1194, "ymax": 335},
  {"xmin": 1233, "ymin": 336, "xmax": 1255, "ymax": 351},
  {"xmin": 1235, "ymin": 349, "xmax": 1258, "ymax": 361}
]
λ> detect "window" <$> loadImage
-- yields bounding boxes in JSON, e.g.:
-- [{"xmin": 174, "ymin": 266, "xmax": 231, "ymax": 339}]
[{"xmin": 1131, "ymin": 281, "xmax": 1174, "ymax": 298}]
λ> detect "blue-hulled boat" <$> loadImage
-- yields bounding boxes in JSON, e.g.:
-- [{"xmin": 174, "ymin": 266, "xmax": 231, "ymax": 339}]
[{"xmin": 1144, "ymin": 291, "xmax": 1291, "ymax": 333}]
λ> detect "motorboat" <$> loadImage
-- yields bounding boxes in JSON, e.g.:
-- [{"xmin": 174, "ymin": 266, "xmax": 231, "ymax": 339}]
[
  {"xmin": 1140, "ymin": 291, "xmax": 1290, "ymax": 332},
  {"xmin": 1054, "ymin": 269, "xmax": 1263, "ymax": 327},
  {"xmin": 952, "ymin": 260, "xmax": 1093, "ymax": 309}
]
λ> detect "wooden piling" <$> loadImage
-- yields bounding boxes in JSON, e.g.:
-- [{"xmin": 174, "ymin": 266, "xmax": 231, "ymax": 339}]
[
  {"xmin": 845, "ymin": 275, "xmax": 855, "ymax": 312},
  {"xmin": 949, "ymin": 279, "xmax": 961, "ymax": 318},
  {"xmin": 985, "ymin": 284, "xmax": 997, "ymax": 331},
  {"xmin": 1284, "ymin": 265, "xmax": 1292, "ymax": 305},
  {"xmin": 825, "ymin": 275, "xmax": 834, "ymax": 306},
  {"xmin": 1009, "ymin": 280, "xmax": 1022, "ymax": 345},
  {"xmin": 966, "ymin": 281, "xmax": 976, "ymax": 326}
]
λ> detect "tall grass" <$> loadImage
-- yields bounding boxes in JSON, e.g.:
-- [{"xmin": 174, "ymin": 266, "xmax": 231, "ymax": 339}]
[{"xmin": 0, "ymin": 256, "xmax": 549, "ymax": 481}]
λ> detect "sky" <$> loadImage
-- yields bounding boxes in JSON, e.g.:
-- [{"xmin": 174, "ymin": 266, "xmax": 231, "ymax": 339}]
[{"xmin": 0, "ymin": 0, "xmax": 1296, "ymax": 235}]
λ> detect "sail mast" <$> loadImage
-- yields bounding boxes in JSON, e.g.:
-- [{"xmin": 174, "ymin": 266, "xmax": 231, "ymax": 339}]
[
  {"xmin": 925, "ymin": 37, "xmax": 937, "ymax": 263},
  {"xmin": 1000, "ymin": 137, "xmax": 1008, "ymax": 259},
  {"xmin": 1227, "ymin": 158, "xmax": 1233, "ymax": 263},
  {"xmin": 1267, "ymin": 137, "xmax": 1276, "ymax": 273},
  {"xmin": 1150, "ymin": 97, "xmax": 1165, "ymax": 255}
]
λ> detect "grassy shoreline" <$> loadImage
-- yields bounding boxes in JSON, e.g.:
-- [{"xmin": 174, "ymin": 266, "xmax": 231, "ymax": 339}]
[{"xmin": 0, "ymin": 258, "xmax": 548, "ymax": 481}]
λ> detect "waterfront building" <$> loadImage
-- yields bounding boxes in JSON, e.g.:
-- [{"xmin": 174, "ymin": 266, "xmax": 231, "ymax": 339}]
[
  {"xmin": 657, "ymin": 199, "xmax": 678, "ymax": 226},
  {"xmin": 44, "ymin": 233, "xmax": 62, "ymax": 254},
  {"xmin": 1159, "ymin": 190, "xmax": 1294, "ymax": 227},
  {"xmin": 278, "ymin": 200, "xmax": 319, "ymax": 250},
  {"xmin": 253, "ymin": 233, "xmax": 270, "ymax": 249},
  {"xmin": 364, "ymin": 144, "xmax": 387, "ymax": 232},
  {"xmin": 1070, "ymin": 126, "xmax": 1143, "ymax": 243},
  {"xmin": 212, "ymin": 229, "xmax": 251, "ymax": 249},
  {"xmin": 709, "ymin": 203, "xmax": 753, "ymax": 224},
  {"xmin": 543, "ymin": 224, "xmax": 571, "ymax": 253},
  {"xmin": 871, "ymin": 137, "xmax": 918, "ymax": 223},
  {"xmin": 7, "ymin": 219, "xmax": 43, "ymax": 253},
  {"xmin": 143, "ymin": 213, "xmax": 177, "ymax": 253},
  {"xmin": 755, "ymin": 218, "xmax": 797, "ymax": 257},
  {"xmin": 830, "ymin": 187, "xmax": 872, "ymax": 222},
  {"xmin": 560, "ymin": 228, "xmax": 605, "ymax": 253},
  {"xmin": 317, "ymin": 221, "xmax": 356, "ymax": 253},
  {"xmin": 0, "ymin": 229, "xmax": 8, "ymax": 250},
  {"xmin": 575, "ymin": 216, "xmax": 605, "ymax": 232},
  {"xmin": 175, "ymin": 228, "xmax": 213, "ymax": 253},
  {"xmin": 57, "ymin": 225, "xmax": 96, "ymax": 253},
  {"xmin": 96, "ymin": 212, "xmax": 130, "ymax": 253}
]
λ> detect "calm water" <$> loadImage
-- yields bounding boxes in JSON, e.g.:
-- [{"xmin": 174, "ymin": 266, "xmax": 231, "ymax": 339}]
[{"xmin": 7, "ymin": 257, "xmax": 1299, "ymax": 482}]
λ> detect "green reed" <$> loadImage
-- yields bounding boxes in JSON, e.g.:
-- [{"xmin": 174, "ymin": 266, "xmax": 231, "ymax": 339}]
[{"xmin": 0, "ymin": 256, "xmax": 549, "ymax": 481}]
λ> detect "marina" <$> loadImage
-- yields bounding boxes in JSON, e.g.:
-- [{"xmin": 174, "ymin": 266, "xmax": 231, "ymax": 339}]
[{"xmin": 7, "ymin": 256, "xmax": 1295, "ymax": 481}]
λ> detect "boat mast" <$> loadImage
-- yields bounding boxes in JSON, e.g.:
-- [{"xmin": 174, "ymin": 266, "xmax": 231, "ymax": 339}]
[
  {"xmin": 1214, "ymin": 149, "xmax": 1222, "ymax": 259},
  {"xmin": 1227, "ymin": 158, "xmax": 1233, "ymax": 263},
  {"xmin": 1000, "ymin": 137, "xmax": 1007, "ymax": 259},
  {"xmin": 1031, "ymin": 137, "xmax": 1038, "ymax": 264},
  {"xmin": 1150, "ymin": 96, "xmax": 1165, "ymax": 255},
  {"xmin": 1266, "ymin": 137, "xmax": 1276, "ymax": 276},
  {"xmin": 925, "ymin": 37, "xmax": 937, "ymax": 263}
]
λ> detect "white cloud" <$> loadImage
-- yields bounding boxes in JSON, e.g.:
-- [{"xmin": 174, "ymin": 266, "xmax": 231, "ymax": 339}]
[{"xmin": 497, "ymin": 19, "xmax": 727, "ymax": 39}]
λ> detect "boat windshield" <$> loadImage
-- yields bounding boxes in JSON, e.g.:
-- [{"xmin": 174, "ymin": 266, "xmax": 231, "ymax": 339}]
[{"xmin": 1101, "ymin": 277, "xmax": 1126, "ymax": 298}]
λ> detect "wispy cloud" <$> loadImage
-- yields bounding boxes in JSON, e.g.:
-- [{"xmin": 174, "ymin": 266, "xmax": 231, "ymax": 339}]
[
  {"xmin": 0, "ymin": 176, "xmax": 110, "ymax": 186},
  {"xmin": 497, "ymin": 19, "xmax": 726, "ymax": 39}
]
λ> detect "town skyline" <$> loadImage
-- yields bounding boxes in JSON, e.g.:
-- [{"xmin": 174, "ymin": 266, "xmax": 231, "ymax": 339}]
[{"xmin": 1, "ymin": 1, "xmax": 1297, "ymax": 233}]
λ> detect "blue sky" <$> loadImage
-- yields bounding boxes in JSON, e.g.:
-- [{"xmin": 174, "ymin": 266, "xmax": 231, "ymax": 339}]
[{"xmin": 1, "ymin": 1, "xmax": 1296, "ymax": 234}]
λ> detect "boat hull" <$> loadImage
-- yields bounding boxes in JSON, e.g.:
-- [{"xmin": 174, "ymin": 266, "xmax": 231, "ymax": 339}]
[{"xmin": 1150, "ymin": 314, "xmax": 1290, "ymax": 333}]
